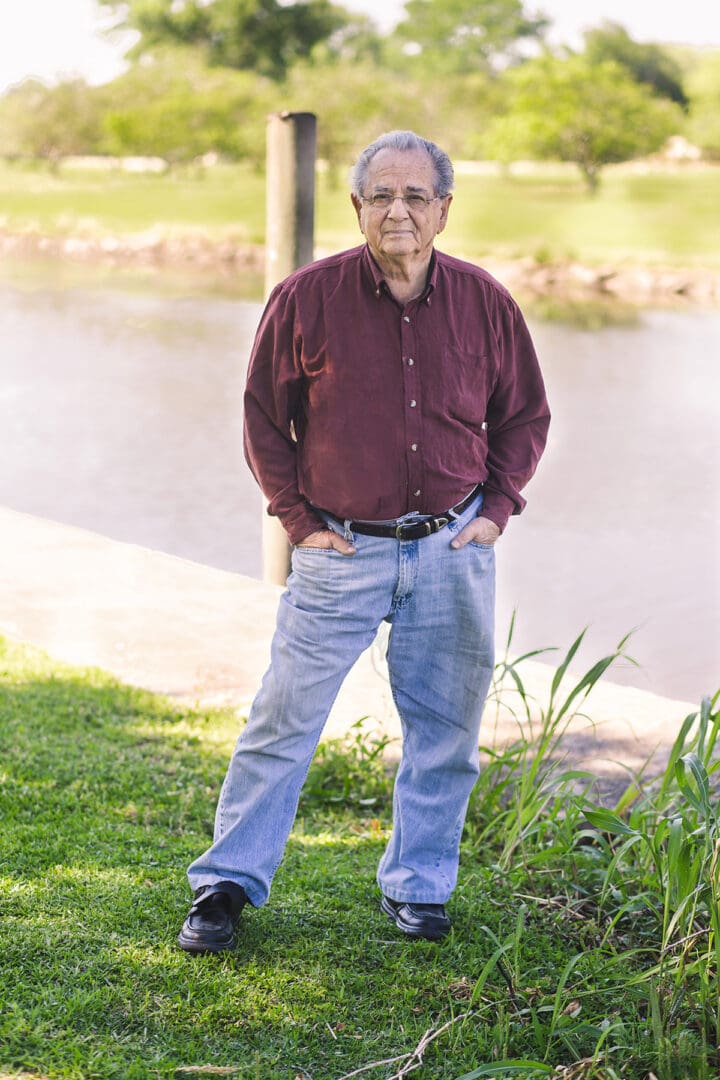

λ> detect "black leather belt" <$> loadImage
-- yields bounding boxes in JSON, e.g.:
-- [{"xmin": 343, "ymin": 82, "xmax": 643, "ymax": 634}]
[{"xmin": 323, "ymin": 486, "xmax": 481, "ymax": 542}]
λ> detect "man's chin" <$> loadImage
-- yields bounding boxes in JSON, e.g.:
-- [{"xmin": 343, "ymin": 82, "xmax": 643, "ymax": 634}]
[{"xmin": 379, "ymin": 238, "xmax": 417, "ymax": 255}]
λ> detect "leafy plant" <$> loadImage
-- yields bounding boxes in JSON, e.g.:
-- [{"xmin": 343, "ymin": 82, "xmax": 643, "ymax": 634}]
[
  {"xmin": 300, "ymin": 716, "xmax": 396, "ymax": 810},
  {"xmin": 468, "ymin": 614, "xmax": 636, "ymax": 868},
  {"xmin": 581, "ymin": 691, "xmax": 720, "ymax": 1074}
]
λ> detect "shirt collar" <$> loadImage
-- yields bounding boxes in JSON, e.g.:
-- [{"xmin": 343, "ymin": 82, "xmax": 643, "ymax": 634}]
[{"xmin": 362, "ymin": 245, "xmax": 438, "ymax": 305}]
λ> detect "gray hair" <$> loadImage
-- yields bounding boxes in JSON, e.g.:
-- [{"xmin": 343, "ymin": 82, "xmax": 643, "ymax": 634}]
[{"xmin": 350, "ymin": 130, "xmax": 454, "ymax": 199}]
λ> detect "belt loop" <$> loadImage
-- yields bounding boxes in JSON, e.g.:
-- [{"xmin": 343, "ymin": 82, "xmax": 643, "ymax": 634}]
[{"xmin": 342, "ymin": 519, "xmax": 353, "ymax": 542}]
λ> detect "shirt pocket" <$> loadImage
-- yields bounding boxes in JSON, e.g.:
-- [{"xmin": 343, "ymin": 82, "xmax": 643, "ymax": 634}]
[{"xmin": 441, "ymin": 345, "xmax": 493, "ymax": 434}]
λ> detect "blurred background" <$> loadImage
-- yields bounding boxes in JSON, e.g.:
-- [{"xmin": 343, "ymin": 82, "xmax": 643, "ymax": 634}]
[{"xmin": 0, "ymin": 0, "xmax": 718, "ymax": 703}]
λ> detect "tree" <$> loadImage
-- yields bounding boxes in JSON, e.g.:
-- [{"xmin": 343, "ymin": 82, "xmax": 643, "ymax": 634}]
[
  {"xmin": 584, "ymin": 21, "xmax": 688, "ymax": 108},
  {"xmin": 99, "ymin": 0, "xmax": 351, "ymax": 80},
  {"xmin": 686, "ymin": 50, "xmax": 720, "ymax": 159},
  {"xmin": 483, "ymin": 54, "xmax": 682, "ymax": 191},
  {"xmin": 307, "ymin": 12, "xmax": 387, "ymax": 66},
  {"xmin": 391, "ymin": 0, "xmax": 548, "ymax": 75},
  {"xmin": 281, "ymin": 58, "xmax": 435, "ymax": 184},
  {"xmin": 97, "ymin": 48, "xmax": 279, "ymax": 164},
  {"xmin": 0, "ymin": 79, "xmax": 104, "ymax": 163}
]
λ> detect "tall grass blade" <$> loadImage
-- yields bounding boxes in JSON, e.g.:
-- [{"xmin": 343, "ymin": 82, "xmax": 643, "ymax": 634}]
[
  {"xmin": 455, "ymin": 1062, "xmax": 552, "ymax": 1079},
  {"xmin": 675, "ymin": 752, "xmax": 712, "ymax": 817},
  {"xmin": 554, "ymin": 652, "xmax": 625, "ymax": 724},
  {"xmin": 702, "ymin": 691, "xmax": 720, "ymax": 759},
  {"xmin": 583, "ymin": 807, "xmax": 639, "ymax": 837},
  {"xmin": 548, "ymin": 952, "xmax": 586, "ymax": 1041},
  {"xmin": 548, "ymin": 628, "xmax": 587, "ymax": 704},
  {"xmin": 469, "ymin": 938, "xmax": 514, "ymax": 1006},
  {"xmin": 658, "ymin": 710, "xmax": 699, "ymax": 801}
]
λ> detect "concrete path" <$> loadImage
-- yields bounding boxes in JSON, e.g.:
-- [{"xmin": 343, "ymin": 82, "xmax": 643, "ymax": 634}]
[{"xmin": 0, "ymin": 506, "xmax": 700, "ymax": 794}]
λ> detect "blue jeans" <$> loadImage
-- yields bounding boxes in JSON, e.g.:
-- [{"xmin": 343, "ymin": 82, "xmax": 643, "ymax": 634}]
[{"xmin": 187, "ymin": 492, "xmax": 495, "ymax": 906}]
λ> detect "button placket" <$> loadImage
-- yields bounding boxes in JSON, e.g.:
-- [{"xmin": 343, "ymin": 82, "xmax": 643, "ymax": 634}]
[{"xmin": 401, "ymin": 310, "xmax": 423, "ymax": 511}]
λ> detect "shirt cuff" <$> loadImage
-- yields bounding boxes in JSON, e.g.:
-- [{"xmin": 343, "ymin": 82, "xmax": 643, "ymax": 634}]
[
  {"xmin": 478, "ymin": 490, "xmax": 517, "ymax": 534},
  {"xmin": 276, "ymin": 503, "xmax": 325, "ymax": 546}
]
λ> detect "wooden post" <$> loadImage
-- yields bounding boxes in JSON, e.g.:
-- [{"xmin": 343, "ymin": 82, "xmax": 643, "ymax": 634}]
[{"xmin": 261, "ymin": 111, "xmax": 317, "ymax": 585}]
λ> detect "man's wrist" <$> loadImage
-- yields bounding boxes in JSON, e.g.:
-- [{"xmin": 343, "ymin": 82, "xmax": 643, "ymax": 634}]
[
  {"xmin": 279, "ymin": 507, "xmax": 325, "ymax": 546},
  {"xmin": 477, "ymin": 510, "xmax": 505, "ymax": 535}
]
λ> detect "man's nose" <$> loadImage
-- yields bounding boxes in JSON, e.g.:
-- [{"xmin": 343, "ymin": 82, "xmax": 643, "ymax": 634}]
[{"xmin": 386, "ymin": 196, "xmax": 410, "ymax": 219}]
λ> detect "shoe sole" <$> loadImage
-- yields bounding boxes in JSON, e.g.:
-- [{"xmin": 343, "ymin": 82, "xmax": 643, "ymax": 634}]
[
  {"xmin": 380, "ymin": 897, "xmax": 450, "ymax": 941},
  {"xmin": 177, "ymin": 931, "xmax": 235, "ymax": 954}
]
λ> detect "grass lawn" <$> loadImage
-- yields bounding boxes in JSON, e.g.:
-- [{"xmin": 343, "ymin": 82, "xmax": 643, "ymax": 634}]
[
  {"xmin": 1, "ymin": 632, "xmax": 719, "ymax": 1080},
  {"xmin": 1, "ymin": 160, "xmax": 720, "ymax": 270}
]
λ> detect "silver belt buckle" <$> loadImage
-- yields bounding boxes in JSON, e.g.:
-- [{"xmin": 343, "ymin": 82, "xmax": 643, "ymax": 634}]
[{"xmin": 395, "ymin": 519, "xmax": 434, "ymax": 540}]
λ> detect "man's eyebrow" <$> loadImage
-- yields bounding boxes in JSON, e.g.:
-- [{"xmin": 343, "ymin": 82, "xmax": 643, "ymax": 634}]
[{"xmin": 370, "ymin": 183, "xmax": 431, "ymax": 194}]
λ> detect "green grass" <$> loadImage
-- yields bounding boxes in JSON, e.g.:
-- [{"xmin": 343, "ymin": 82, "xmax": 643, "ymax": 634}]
[
  {"xmin": 2, "ymin": 159, "xmax": 720, "ymax": 270},
  {"xmin": 1, "ymin": 631, "xmax": 719, "ymax": 1080},
  {"xmin": 0, "ymin": 161, "xmax": 266, "ymax": 243}
]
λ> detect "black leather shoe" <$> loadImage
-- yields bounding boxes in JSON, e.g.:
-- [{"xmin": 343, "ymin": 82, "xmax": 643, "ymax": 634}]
[
  {"xmin": 177, "ymin": 882, "xmax": 248, "ymax": 954},
  {"xmin": 381, "ymin": 895, "xmax": 451, "ymax": 940}
]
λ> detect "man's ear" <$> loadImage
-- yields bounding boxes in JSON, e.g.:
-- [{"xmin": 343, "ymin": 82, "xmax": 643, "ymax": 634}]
[
  {"xmin": 351, "ymin": 193, "xmax": 364, "ymax": 232},
  {"xmin": 437, "ymin": 193, "xmax": 453, "ymax": 234}
]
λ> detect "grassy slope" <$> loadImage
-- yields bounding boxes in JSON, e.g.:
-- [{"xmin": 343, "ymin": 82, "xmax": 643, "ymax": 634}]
[
  {"xmin": 1, "ymin": 634, "xmax": 719, "ymax": 1079},
  {"xmin": 1, "ymin": 161, "xmax": 720, "ymax": 269}
]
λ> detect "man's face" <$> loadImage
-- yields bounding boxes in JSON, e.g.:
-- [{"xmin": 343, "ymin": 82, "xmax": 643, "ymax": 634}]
[{"xmin": 352, "ymin": 148, "xmax": 452, "ymax": 264}]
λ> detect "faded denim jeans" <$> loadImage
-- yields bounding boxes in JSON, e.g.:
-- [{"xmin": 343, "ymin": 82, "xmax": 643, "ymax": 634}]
[{"xmin": 187, "ymin": 492, "xmax": 495, "ymax": 907}]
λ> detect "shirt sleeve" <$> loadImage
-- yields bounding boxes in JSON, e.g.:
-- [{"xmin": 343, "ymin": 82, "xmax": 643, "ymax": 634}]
[
  {"xmin": 243, "ymin": 284, "xmax": 323, "ymax": 545},
  {"xmin": 481, "ymin": 294, "xmax": 551, "ymax": 532}
]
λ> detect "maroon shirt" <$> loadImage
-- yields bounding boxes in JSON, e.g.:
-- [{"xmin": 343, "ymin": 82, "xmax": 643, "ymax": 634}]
[{"xmin": 244, "ymin": 244, "xmax": 550, "ymax": 545}]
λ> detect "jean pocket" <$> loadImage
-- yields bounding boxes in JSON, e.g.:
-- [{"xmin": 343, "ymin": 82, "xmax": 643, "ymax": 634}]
[{"xmin": 293, "ymin": 545, "xmax": 339, "ymax": 554}]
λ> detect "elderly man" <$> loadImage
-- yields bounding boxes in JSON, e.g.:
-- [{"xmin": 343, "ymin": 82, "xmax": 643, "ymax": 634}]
[{"xmin": 178, "ymin": 130, "xmax": 550, "ymax": 953}]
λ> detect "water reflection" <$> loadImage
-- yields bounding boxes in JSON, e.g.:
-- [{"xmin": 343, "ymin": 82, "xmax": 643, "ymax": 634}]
[
  {"xmin": 521, "ymin": 293, "xmax": 641, "ymax": 330},
  {"xmin": 1, "ymin": 284, "xmax": 261, "ymax": 575},
  {"xmin": 504, "ymin": 309, "xmax": 719, "ymax": 704},
  {"xmin": 1, "ymin": 278, "xmax": 717, "ymax": 703}
]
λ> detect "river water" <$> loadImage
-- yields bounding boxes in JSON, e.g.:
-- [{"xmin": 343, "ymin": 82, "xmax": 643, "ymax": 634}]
[{"xmin": 1, "ymin": 277, "xmax": 718, "ymax": 703}]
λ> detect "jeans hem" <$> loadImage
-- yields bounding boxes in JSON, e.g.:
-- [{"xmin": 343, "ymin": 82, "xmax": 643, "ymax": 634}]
[
  {"xmin": 187, "ymin": 873, "xmax": 264, "ymax": 908},
  {"xmin": 378, "ymin": 887, "xmax": 452, "ymax": 905}
]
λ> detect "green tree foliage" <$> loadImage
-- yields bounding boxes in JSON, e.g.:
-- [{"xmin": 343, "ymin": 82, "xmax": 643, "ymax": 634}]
[
  {"xmin": 686, "ymin": 51, "xmax": 720, "ymax": 159},
  {"xmin": 99, "ymin": 0, "xmax": 350, "ymax": 80},
  {"xmin": 281, "ymin": 53, "xmax": 504, "ymax": 182},
  {"xmin": 584, "ymin": 21, "xmax": 688, "ymax": 108},
  {"xmin": 437, "ymin": 71, "xmax": 511, "ymax": 158},
  {"xmin": 392, "ymin": 0, "xmax": 548, "ymax": 75},
  {"xmin": 281, "ymin": 59, "xmax": 435, "ymax": 183},
  {"xmin": 308, "ymin": 12, "xmax": 387, "ymax": 66},
  {"xmin": 0, "ymin": 79, "xmax": 104, "ymax": 162},
  {"xmin": 97, "ymin": 48, "xmax": 279, "ymax": 164},
  {"xmin": 484, "ymin": 54, "xmax": 682, "ymax": 191}
]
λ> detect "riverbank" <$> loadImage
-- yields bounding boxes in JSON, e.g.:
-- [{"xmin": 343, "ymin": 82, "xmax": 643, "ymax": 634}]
[
  {"xmin": 3, "ymin": 158, "xmax": 719, "ymax": 306},
  {"xmin": 2, "ymin": 224, "xmax": 720, "ymax": 307}
]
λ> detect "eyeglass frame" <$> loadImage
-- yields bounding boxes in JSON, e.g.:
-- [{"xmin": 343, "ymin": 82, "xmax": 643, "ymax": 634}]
[{"xmin": 359, "ymin": 191, "xmax": 447, "ymax": 212}]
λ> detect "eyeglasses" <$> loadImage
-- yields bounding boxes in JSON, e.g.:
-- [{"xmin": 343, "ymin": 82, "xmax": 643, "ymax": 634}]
[{"xmin": 360, "ymin": 192, "xmax": 441, "ymax": 212}]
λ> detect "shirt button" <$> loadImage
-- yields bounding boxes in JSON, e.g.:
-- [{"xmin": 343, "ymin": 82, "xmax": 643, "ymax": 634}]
[
  {"xmin": 411, "ymin": 443, "xmax": 418, "ymax": 451},
  {"xmin": 409, "ymin": 399, "xmax": 416, "ymax": 407},
  {"xmin": 407, "ymin": 358, "xmax": 414, "ymax": 366},
  {"xmin": 403, "ymin": 316, "xmax": 410, "ymax": 323},
  {"xmin": 414, "ymin": 489, "xmax": 421, "ymax": 496}
]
